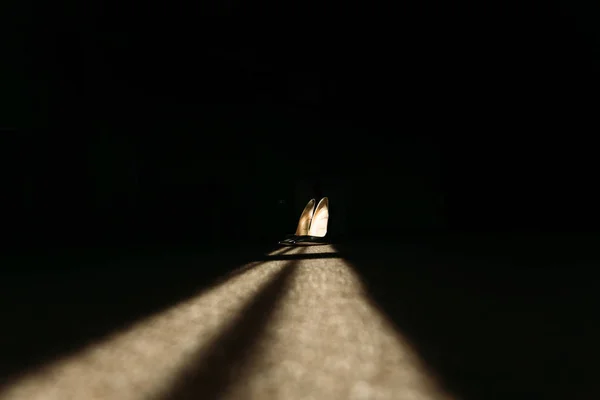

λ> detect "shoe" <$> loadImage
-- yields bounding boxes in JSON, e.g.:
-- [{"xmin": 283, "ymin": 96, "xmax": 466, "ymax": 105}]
[
  {"xmin": 278, "ymin": 199, "xmax": 315, "ymax": 245},
  {"xmin": 292, "ymin": 197, "xmax": 329, "ymax": 245}
]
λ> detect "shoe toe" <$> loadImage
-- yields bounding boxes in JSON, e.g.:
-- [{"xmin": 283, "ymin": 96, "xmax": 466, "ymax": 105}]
[
  {"xmin": 293, "ymin": 236, "xmax": 327, "ymax": 245},
  {"xmin": 278, "ymin": 237, "xmax": 297, "ymax": 246}
]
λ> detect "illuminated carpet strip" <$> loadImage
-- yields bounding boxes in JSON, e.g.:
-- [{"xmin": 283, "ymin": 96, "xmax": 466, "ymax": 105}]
[
  {"xmin": 0, "ymin": 248, "xmax": 299, "ymax": 400},
  {"xmin": 0, "ymin": 245, "xmax": 450, "ymax": 400},
  {"xmin": 218, "ymin": 245, "xmax": 452, "ymax": 400}
]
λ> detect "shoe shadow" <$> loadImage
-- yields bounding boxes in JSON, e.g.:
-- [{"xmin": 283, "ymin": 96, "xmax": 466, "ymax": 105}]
[{"xmin": 253, "ymin": 252, "xmax": 342, "ymax": 261}]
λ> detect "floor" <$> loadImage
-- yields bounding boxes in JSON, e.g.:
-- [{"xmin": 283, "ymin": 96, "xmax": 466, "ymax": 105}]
[{"xmin": 0, "ymin": 238, "xmax": 598, "ymax": 399}]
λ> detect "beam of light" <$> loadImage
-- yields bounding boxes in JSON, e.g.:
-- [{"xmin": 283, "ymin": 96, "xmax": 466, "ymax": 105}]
[
  {"xmin": 0, "ymin": 247, "xmax": 303, "ymax": 400},
  {"xmin": 148, "ymin": 248, "xmax": 306, "ymax": 400},
  {"xmin": 262, "ymin": 244, "xmax": 342, "ymax": 261},
  {"xmin": 216, "ymin": 245, "xmax": 454, "ymax": 400},
  {"xmin": 293, "ymin": 245, "xmax": 339, "ymax": 255},
  {"xmin": 0, "ymin": 245, "xmax": 452, "ymax": 400}
]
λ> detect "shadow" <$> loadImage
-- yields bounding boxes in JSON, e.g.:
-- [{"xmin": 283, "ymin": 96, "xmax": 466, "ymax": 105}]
[
  {"xmin": 336, "ymin": 235, "xmax": 600, "ymax": 400},
  {"xmin": 253, "ymin": 252, "xmax": 342, "ymax": 261},
  {"xmin": 0, "ymin": 243, "xmax": 280, "ymax": 389},
  {"xmin": 154, "ymin": 249, "xmax": 305, "ymax": 400},
  {"xmin": 216, "ymin": 246, "xmax": 296, "ymax": 281}
]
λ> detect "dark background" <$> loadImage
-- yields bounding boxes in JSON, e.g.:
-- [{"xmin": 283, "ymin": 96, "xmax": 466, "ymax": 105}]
[
  {"xmin": 2, "ymin": 2, "xmax": 600, "ymax": 398},
  {"xmin": 2, "ymin": 1, "xmax": 600, "ymax": 247}
]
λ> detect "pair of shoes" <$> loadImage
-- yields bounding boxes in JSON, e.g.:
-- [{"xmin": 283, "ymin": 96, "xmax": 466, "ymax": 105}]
[{"xmin": 279, "ymin": 197, "xmax": 329, "ymax": 246}]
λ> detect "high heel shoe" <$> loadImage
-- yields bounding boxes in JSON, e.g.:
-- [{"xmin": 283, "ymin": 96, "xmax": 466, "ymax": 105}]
[
  {"xmin": 278, "ymin": 198, "xmax": 315, "ymax": 245},
  {"xmin": 292, "ymin": 197, "xmax": 329, "ymax": 245}
]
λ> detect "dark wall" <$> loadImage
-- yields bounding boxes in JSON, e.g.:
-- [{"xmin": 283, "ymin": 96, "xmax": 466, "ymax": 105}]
[
  {"xmin": 3, "ymin": 0, "xmax": 599, "ymax": 249},
  {"xmin": 0, "ymin": 128, "xmax": 442, "ymax": 251}
]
